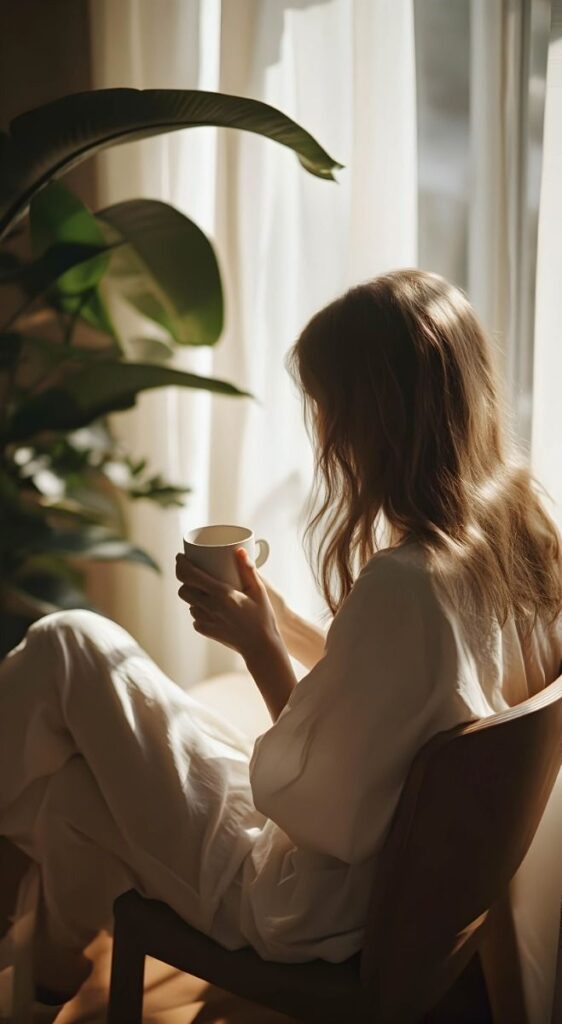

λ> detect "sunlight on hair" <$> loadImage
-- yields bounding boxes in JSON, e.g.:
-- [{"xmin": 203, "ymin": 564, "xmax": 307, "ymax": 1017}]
[{"xmin": 289, "ymin": 269, "xmax": 562, "ymax": 630}]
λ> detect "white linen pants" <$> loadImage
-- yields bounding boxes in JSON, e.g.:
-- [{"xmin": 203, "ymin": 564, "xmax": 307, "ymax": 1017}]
[{"xmin": 0, "ymin": 610, "xmax": 262, "ymax": 961}]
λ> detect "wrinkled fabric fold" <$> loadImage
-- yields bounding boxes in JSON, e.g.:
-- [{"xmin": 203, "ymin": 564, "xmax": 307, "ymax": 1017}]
[{"xmin": 0, "ymin": 611, "xmax": 263, "ymax": 956}]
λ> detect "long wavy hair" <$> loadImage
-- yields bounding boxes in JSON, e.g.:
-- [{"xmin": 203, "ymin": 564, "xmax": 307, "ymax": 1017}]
[{"xmin": 287, "ymin": 269, "xmax": 562, "ymax": 634}]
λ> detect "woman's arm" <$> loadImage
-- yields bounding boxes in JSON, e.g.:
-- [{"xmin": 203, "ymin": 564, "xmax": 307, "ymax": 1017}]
[
  {"xmin": 176, "ymin": 550, "xmax": 298, "ymax": 722},
  {"xmin": 261, "ymin": 578, "xmax": 327, "ymax": 670},
  {"xmin": 281, "ymin": 608, "xmax": 326, "ymax": 670},
  {"xmin": 250, "ymin": 553, "xmax": 458, "ymax": 865},
  {"xmin": 243, "ymin": 635, "xmax": 297, "ymax": 723}
]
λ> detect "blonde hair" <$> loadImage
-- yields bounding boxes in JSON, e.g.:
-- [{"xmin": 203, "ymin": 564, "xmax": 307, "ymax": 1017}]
[{"xmin": 288, "ymin": 269, "xmax": 562, "ymax": 634}]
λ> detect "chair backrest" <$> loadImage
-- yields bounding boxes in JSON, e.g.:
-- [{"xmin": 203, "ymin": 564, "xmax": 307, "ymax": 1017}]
[{"xmin": 360, "ymin": 674, "xmax": 562, "ymax": 1024}]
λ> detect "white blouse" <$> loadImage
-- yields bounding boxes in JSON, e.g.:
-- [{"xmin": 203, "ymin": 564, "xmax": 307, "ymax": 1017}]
[{"xmin": 215, "ymin": 541, "xmax": 562, "ymax": 963}]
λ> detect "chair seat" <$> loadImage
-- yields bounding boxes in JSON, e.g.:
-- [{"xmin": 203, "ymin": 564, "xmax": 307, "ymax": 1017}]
[{"xmin": 114, "ymin": 890, "xmax": 367, "ymax": 1023}]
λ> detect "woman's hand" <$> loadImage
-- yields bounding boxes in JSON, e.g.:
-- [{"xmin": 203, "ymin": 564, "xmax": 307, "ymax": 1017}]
[
  {"xmin": 176, "ymin": 549, "xmax": 298, "ymax": 720},
  {"xmin": 175, "ymin": 548, "xmax": 281, "ymax": 661}
]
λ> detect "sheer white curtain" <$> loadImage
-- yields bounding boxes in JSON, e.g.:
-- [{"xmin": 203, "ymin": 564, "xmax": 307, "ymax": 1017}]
[
  {"xmin": 468, "ymin": 0, "xmax": 551, "ymax": 445},
  {"xmin": 532, "ymin": 0, "xmax": 562, "ymax": 533},
  {"xmin": 522, "ymin": 13, "xmax": 562, "ymax": 1023},
  {"xmin": 89, "ymin": 0, "xmax": 417, "ymax": 686},
  {"xmin": 415, "ymin": 0, "xmax": 550, "ymax": 447}
]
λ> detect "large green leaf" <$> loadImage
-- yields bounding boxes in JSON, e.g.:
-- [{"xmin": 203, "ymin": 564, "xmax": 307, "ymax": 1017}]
[
  {"xmin": 6, "ymin": 361, "xmax": 251, "ymax": 439},
  {"xmin": 0, "ymin": 89, "xmax": 343, "ymax": 238},
  {"xmin": 28, "ymin": 181, "xmax": 116, "ymax": 336},
  {"xmin": 123, "ymin": 336, "xmax": 174, "ymax": 363},
  {"xmin": 99, "ymin": 200, "xmax": 223, "ymax": 346},
  {"xmin": 0, "ymin": 241, "xmax": 114, "ymax": 320},
  {"xmin": 54, "ymin": 288, "xmax": 117, "ymax": 338},
  {"xmin": 30, "ymin": 181, "xmax": 109, "ymax": 293}
]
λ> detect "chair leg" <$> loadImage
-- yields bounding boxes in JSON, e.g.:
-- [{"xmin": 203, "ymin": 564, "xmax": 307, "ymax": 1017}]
[
  {"xmin": 479, "ymin": 897, "xmax": 529, "ymax": 1024},
  {"xmin": 107, "ymin": 911, "xmax": 145, "ymax": 1024}
]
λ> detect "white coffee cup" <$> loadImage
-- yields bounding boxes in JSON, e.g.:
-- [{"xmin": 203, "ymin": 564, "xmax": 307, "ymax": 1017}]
[{"xmin": 183, "ymin": 524, "xmax": 269, "ymax": 589}]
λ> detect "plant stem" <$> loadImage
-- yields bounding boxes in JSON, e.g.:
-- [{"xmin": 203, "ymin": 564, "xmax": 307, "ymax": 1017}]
[{"xmin": 64, "ymin": 291, "xmax": 91, "ymax": 345}]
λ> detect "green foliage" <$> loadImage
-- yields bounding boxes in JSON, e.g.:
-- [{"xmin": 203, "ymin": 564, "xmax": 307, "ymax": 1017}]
[
  {"xmin": 98, "ymin": 200, "xmax": 224, "ymax": 346},
  {"xmin": 0, "ymin": 88, "xmax": 340, "ymax": 653},
  {"xmin": 0, "ymin": 181, "xmax": 243, "ymax": 649},
  {"xmin": 1, "ymin": 241, "xmax": 116, "ymax": 330},
  {"xmin": 0, "ymin": 88, "xmax": 343, "ymax": 239},
  {"xmin": 7, "ymin": 361, "xmax": 249, "ymax": 440},
  {"xmin": 30, "ymin": 180, "xmax": 110, "ymax": 294}
]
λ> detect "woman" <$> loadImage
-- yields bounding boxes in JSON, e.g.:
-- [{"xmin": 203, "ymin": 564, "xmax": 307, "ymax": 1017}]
[{"xmin": 1, "ymin": 269, "xmax": 561, "ymax": 1010}]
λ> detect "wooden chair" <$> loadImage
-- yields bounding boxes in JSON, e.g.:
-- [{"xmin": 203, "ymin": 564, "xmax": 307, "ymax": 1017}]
[{"xmin": 107, "ymin": 674, "xmax": 562, "ymax": 1024}]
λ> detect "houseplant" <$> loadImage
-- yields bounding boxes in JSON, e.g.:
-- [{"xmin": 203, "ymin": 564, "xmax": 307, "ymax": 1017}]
[{"xmin": 0, "ymin": 88, "xmax": 341, "ymax": 652}]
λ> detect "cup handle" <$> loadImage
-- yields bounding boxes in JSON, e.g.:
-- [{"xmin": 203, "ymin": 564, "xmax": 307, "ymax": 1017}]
[{"xmin": 255, "ymin": 539, "xmax": 269, "ymax": 568}]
